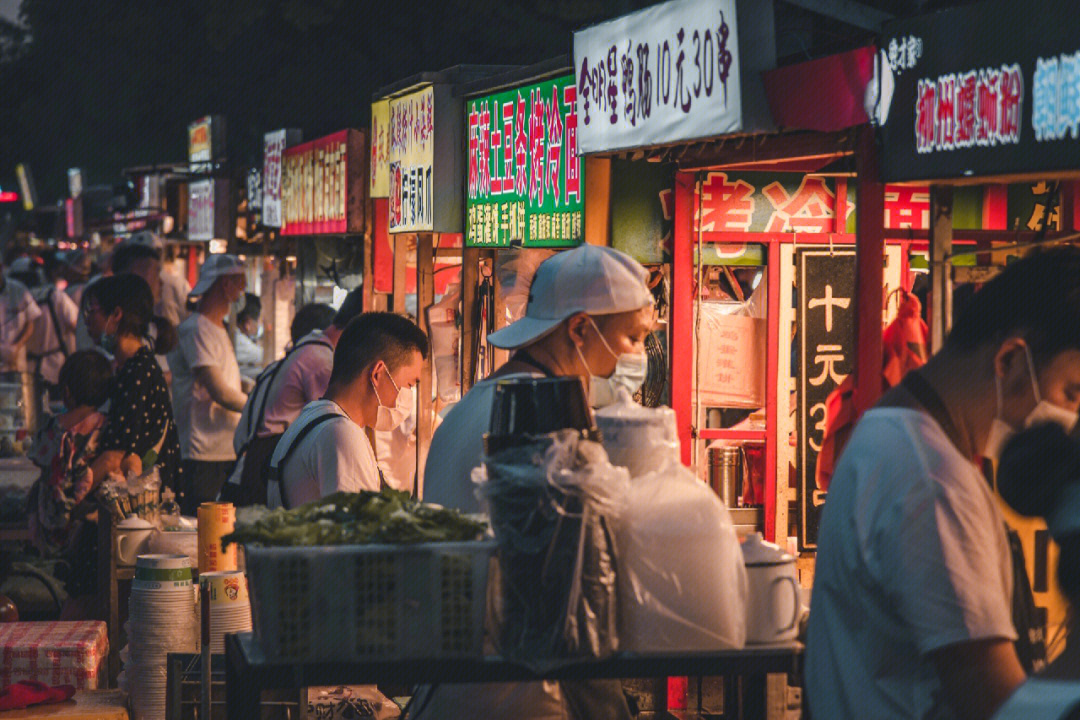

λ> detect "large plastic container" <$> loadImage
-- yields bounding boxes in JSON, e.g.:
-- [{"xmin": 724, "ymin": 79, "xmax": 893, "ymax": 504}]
[{"xmin": 244, "ymin": 540, "xmax": 496, "ymax": 662}]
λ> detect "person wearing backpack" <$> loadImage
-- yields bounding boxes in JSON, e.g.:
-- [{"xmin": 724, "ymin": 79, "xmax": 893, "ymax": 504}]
[
  {"xmin": 267, "ymin": 312, "xmax": 427, "ymax": 509},
  {"xmin": 9, "ymin": 257, "xmax": 77, "ymax": 393},
  {"xmin": 221, "ymin": 289, "xmax": 363, "ymax": 506}
]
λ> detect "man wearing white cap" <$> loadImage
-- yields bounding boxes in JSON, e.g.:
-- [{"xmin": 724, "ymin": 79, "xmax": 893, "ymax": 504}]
[
  {"xmin": 168, "ymin": 254, "xmax": 249, "ymax": 513},
  {"xmin": 413, "ymin": 244, "xmax": 652, "ymax": 720},
  {"xmin": 424, "ymin": 243, "xmax": 654, "ymax": 513}
]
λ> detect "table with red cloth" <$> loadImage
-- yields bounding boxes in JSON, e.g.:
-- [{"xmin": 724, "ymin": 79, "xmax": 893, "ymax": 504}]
[{"xmin": 0, "ymin": 622, "xmax": 108, "ymax": 690}]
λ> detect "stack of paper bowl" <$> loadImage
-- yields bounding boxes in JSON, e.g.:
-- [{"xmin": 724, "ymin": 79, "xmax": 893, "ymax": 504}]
[
  {"xmin": 199, "ymin": 570, "xmax": 253, "ymax": 653},
  {"xmin": 124, "ymin": 554, "xmax": 198, "ymax": 720}
]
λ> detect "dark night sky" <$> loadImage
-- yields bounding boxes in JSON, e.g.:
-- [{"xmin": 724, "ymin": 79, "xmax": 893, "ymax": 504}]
[{"xmin": 0, "ymin": 0, "xmax": 923, "ymax": 204}]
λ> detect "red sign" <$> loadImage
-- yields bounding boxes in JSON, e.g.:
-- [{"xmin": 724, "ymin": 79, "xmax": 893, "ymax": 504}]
[
  {"xmin": 281, "ymin": 130, "xmax": 368, "ymax": 235},
  {"xmin": 0, "ymin": 192, "xmax": 17, "ymax": 203}
]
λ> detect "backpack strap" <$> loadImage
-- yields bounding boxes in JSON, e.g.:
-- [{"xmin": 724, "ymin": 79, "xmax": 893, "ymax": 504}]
[
  {"xmin": 45, "ymin": 288, "xmax": 70, "ymax": 361},
  {"xmin": 238, "ymin": 336, "xmax": 334, "ymax": 455},
  {"xmin": 268, "ymin": 411, "xmax": 338, "ymax": 510}
]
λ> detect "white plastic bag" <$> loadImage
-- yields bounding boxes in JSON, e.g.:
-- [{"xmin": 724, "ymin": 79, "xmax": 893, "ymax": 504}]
[
  {"xmin": 616, "ymin": 460, "xmax": 747, "ymax": 651},
  {"xmin": 595, "ymin": 388, "xmax": 680, "ymax": 477}
]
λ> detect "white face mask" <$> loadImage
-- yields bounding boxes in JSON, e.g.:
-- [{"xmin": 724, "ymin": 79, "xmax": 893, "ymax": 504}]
[
  {"xmin": 984, "ymin": 345, "xmax": 1080, "ymax": 462},
  {"xmin": 575, "ymin": 316, "xmax": 647, "ymax": 408},
  {"xmin": 371, "ymin": 366, "xmax": 413, "ymax": 432}
]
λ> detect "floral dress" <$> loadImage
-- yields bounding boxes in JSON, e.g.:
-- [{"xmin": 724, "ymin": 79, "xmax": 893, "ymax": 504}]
[{"xmin": 28, "ymin": 410, "xmax": 106, "ymax": 556}]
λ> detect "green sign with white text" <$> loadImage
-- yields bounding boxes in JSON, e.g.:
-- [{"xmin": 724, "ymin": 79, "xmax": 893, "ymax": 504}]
[{"xmin": 466, "ymin": 74, "xmax": 583, "ymax": 247}]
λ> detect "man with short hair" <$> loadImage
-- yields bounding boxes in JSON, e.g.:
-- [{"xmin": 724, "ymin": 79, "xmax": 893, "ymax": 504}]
[
  {"xmin": 268, "ymin": 312, "xmax": 428, "ymax": 509},
  {"xmin": 112, "ymin": 242, "xmax": 162, "ymax": 304},
  {"xmin": 807, "ymin": 247, "xmax": 1080, "ymax": 720},
  {"xmin": 221, "ymin": 289, "xmax": 365, "ymax": 505},
  {"xmin": 168, "ymin": 254, "xmax": 248, "ymax": 513}
]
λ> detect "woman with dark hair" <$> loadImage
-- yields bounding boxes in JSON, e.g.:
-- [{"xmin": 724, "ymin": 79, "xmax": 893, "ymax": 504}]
[
  {"xmin": 82, "ymin": 274, "xmax": 181, "ymax": 490},
  {"xmin": 994, "ymin": 424, "xmax": 1080, "ymax": 718}
]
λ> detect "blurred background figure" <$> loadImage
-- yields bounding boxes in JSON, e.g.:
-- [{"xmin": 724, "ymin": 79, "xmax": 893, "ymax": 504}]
[
  {"xmin": 9, "ymin": 256, "xmax": 78, "ymax": 402},
  {"xmin": 290, "ymin": 303, "xmax": 336, "ymax": 346},
  {"xmin": 0, "ymin": 255, "xmax": 41, "ymax": 375},
  {"xmin": 235, "ymin": 293, "xmax": 263, "ymax": 380}
]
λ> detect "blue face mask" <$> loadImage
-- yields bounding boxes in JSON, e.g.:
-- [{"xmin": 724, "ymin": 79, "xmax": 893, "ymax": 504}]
[{"xmin": 575, "ymin": 316, "xmax": 648, "ymax": 408}]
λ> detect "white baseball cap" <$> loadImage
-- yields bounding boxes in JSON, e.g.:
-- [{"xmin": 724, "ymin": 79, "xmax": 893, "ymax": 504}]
[
  {"xmin": 189, "ymin": 253, "xmax": 244, "ymax": 298},
  {"xmin": 487, "ymin": 244, "xmax": 652, "ymax": 350}
]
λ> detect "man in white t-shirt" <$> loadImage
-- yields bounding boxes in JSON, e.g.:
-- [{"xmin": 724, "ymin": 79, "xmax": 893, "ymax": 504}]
[
  {"xmin": 221, "ymin": 291, "xmax": 364, "ymax": 505},
  {"xmin": 415, "ymin": 245, "xmax": 653, "ymax": 720},
  {"xmin": 807, "ymin": 247, "xmax": 1080, "ymax": 720},
  {"xmin": 0, "ymin": 258, "xmax": 42, "ymax": 374},
  {"xmin": 267, "ymin": 312, "xmax": 427, "ymax": 509},
  {"xmin": 168, "ymin": 254, "xmax": 249, "ymax": 514},
  {"xmin": 8, "ymin": 257, "xmax": 78, "ymax": 388}
]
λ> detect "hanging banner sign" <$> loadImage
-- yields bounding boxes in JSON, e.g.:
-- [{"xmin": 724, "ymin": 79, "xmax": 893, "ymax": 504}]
[
  {"xmin": 67, "ymin": 168, "xmax": 83, "ymax": 200},
  {"xmin": 188, "ymin": 116, "xmax": 225, "ymax": 165},
  {"xmin": 466, "ymin": 74, "xmax": 584, "ymax": 248},
  {"xmin": 573, "ymin": 0, "xmax": 742, "ymax": 153},
  {"xmin": 370, "ymin": 100, "xmax": 391, "ymax": 199},
  {"xmin": 881, "ymin": 0, "xmax": 1080, "ymax": 181},
  {"xmin": 262, "ymin": 129, "xmax": 301, "ymax": 228},
  {"xmin": 388, "ymin": 85, "xmax": 463, "ymax": 233},
  {"xmin": 281, "ymin": 129, "xmax": 367, "ymax": 236},
  {"xmin": 188, "ymin": 179, "xmax": 222, "ymax": 241},
  {"xmin": 797, "ymin": 249, "xmax": 855, "ymax": 550}
]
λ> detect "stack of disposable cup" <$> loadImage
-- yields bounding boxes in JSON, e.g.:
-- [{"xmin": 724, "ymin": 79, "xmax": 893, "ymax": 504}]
[
  {"xmin": 122, "ymin": 554, "xmax": 198, "ymax": 720},
  {"xmin": 199, "ymin": 570, "xmax": 253, "ymax": 654}
]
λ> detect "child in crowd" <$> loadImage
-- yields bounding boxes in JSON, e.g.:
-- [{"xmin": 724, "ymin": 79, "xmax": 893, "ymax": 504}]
[{"xmin": 27, "ymin": 351, "xmax": 112, "ymax": 562}]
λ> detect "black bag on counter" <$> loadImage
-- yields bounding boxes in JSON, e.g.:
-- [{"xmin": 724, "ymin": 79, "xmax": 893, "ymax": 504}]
[{"xmin": 481, "ymin": 430, "xmax": 622, "ymax": 664}]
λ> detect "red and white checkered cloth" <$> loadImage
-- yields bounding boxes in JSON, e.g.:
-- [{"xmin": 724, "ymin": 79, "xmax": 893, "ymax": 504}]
[{"xmin": 0, "ymin": 621, "xmax": 108, "ymax": 690}]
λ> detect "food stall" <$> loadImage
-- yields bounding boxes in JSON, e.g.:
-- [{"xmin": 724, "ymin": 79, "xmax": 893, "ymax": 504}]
[
  {"xmin": 457, "ymin": 58, "xmax": 587, "ymax": 392},
  {"xmin": 877, "ymin": 0, "xmax": 1080, "ymax": 660}
]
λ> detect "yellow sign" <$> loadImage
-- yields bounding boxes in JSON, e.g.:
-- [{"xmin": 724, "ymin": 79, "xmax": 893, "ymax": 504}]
[
  {"xmin": 370, "ymin": 100, "xmax": 390, "ymax": 198},
  {"xmin": 189, "ymin": 117, "xmax": 212, "ymax": 163}
]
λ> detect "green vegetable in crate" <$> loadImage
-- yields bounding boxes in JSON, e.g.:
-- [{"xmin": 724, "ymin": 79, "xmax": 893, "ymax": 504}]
[{"xmin": 222, "ymin": 489, "xmax": 488, "ymax": 547}]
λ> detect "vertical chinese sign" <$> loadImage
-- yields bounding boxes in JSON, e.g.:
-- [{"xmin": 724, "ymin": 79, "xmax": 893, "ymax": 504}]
[
  {"xmin": 573, "ymin": 0, "xmax": 743, "ymax": 154},
  {"xmin": 465, "ymin": 74, "xmax": 584, "ymax": 248},
  {"xmin": 280, "ymin": 130, "xmax": 367, "ymax": 236},
  {"xmin": 797, "ymin": 249, "xmax": 855, "ymax": 550},
  {"xmin": 188, "ymin": 180, "xmax": 217, "ymax": 241},
  {"xmin": 262, "ymin": 129, "xmax": 300, "ymax": 229},
  {"xmin": 370, "ymin": 100, "xmax": 390, "ymax": 199}
]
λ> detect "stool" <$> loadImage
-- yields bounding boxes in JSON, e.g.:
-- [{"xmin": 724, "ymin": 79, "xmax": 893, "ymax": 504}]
[{"xmin": 0, "ymin": 689, "xmax": 128, "ymax": 719}]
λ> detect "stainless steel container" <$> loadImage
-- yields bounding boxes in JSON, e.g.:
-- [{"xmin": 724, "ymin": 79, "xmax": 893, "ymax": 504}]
[{"xmin": 708, "ymin": 445, "xmax": 744, "ymax": 508}]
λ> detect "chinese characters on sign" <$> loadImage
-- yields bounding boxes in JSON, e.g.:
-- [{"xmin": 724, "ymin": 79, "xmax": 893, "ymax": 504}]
[
  {"xmin": 370, "ymin": 100, "xmax": 390, "ymax": 198},
  {"xmin": 695, "ymin": 172, "xmax": 853, "ymax": 233},
  {"xmin": 188, "ymin": 180, "xmax": 217, "ymax": 241},
  {"xmin": 281, "ymin": 130, "xmax": 366, "ymax": 236},
  {"xmin": 797, "ymin": 249, "xmax": 855, "ymax": 550},
  {"xmin": 1032, "ymin": 50, "xmax": 1080, "ymax": 142},
  {"xmin": 188, "ymin": 116, "xmax": 224, "ymax": 166},
  {"xmin": 389, "ymin": 88, "xmax": 435, "ymax": 232},
  {"xmin": 573, "ymin": 0, "xmax": 742, "ymax": 153},
  {"xmin": 914, "ymin": 64, "xmax": 1023, "ymax": 153},
  {"xmin": 886, "ymin": 35, "xmax": 923, "ymax": 75},
  {"xmin": 262, "ymin": 129, "xmax": 297, "ymax": 228},
  {"xmin": 466, "ymin": 75, "xmax": 584, "ymax": 248}
]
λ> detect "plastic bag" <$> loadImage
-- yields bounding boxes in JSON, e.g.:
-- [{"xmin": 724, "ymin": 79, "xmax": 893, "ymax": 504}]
[
  {"xmin": 595, "ymin": 388, "xmax": 679, "ymax": 477},
  {"xmin": 616, "ymin": 459, "xmax": 747, "ymax": 651},
  {"xmin": 478, "ymin": 430, "xmax": 628, "ymax": 667}
]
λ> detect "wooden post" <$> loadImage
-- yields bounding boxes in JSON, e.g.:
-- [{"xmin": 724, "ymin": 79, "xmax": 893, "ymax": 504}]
[
  {"xmin": 584, "ymin": 156, "xmax": 613, "ymax": 246},
  {"xmin": 853, "ymin": 125, "xmax": 885, "ymax": 416},
  {"xmin": 362, "ymin": 197, "xmax": 375, "ymax": 312},
  {"xmin": 490, "ymin": 250, "xmax": 509, "ymax": 370},
  {"xmin": 929, "ymin": 186, "xmax": 954, "ymax": 353},
  {"xmin": 460, "ymin": 247, "xmax": 481, "ymax": 393},
  {"xmin": 392, "ymin": 235, "xmax": 409, "ymax": 314},
  {"xmin": 416, "ymin": 234, "xmax": 435, "ymax": 498}
]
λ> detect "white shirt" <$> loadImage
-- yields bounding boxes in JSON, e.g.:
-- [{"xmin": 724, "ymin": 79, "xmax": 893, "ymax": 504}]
[
  {"xmin": 267, "ymin": 399, "xmax": 380, "ymax": 509},
  {"xmin": 0, "ymin": 278, "xmax": 43, "ymax": 373},
  {"xmin": 157, "ymin": 268, "xmax": 191, "ymax": 329},
  {"xmin": 27, "ymin": 286, "xmax": 78, "ymax": 385},
  {"xmin": 169, "ymin": 313, "xmax": 243, "ymax": 461},
  {"xmin": 235, "ymin": 332, "xmax": 263, "ymax": 380},
  {"xmin": 992, "ymin": 678, "xmax": 1080, "ymax": 720},
  {"xmin": 422, "ymin": 371, "xmax": 539, "ymax": 511},
  {"xmin": 806, "ymin": 408, "xmax": 1016, "ymax": 720}
]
